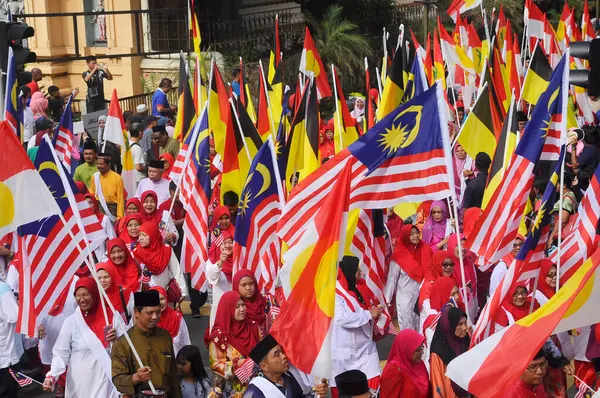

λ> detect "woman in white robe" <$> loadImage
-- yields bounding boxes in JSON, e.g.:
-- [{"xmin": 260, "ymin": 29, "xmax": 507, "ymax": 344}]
[
  {"xmin": 42, "ymin": 277, "xmax": 124, "ymax": 397},
  {"xmin": 206, "ymin": 232, "xmax": 234, "ymax": 330}
]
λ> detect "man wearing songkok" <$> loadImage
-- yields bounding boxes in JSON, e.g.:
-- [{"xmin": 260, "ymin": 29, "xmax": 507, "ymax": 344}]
[
  {"xmin": 334, "ymin": 370, "xmax": 372, "ymax": 398},
  {"xmin": 243, "ymin": 335, "xmax": 328, "ymax": 398},
  {"xmin": 135, "ymin": 159, "xmax": 170, "ymax": 206},
  {"xmin": 111, "ymin": 290, "xmax": 182, "ymax": 398}
]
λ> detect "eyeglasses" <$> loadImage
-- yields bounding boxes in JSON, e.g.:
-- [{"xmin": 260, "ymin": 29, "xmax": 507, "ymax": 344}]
[
  {"xmin": 431, "ymin": 210, "xmax": 444, "ymax": 215},
  {"xmin": 546, "ymin": 273, "xmax": 557, "ymax": 278},
  {"xmin": 513, "ymin": 290, "xmax": 528, "ymax": 298},
  {"xmin": 442, "ymin": 261, "xmax": 455, "ymax": 268},
  {"xmin": 526, "ymin": 361, "xmax": 547, "ymax": 372}
]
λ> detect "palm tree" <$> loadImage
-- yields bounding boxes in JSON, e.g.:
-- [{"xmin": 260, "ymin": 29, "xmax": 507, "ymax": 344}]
[{"xmin": 306, "ymin": 5, "xmax": 372, "ymax": 77}]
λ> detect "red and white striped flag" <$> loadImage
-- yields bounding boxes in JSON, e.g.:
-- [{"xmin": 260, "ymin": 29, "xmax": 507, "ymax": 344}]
[
  {"xmin": 549, "ymin": 161, "xmax": 600, "ymax": 282},
  {"xmin": 233, "ymin": 139, "xmax": 284, "ymax": 293},
  {"xmin": 17, "ymin": 137, "xmax": 105, "ymax": 336},
  {"xmin": 52, "ymin": 94, "xmax": 74, "ymax": 172},
  {"xmin": 278, "ymin": 85, "xmax": 454, "ymax": 246},
  {"xmin": 171, "ymin": 111, "xmax": 211, "ymax": 290},
  {"xmin": 466, "ymin": 55, "xmax": 568, "ymax": 267}
]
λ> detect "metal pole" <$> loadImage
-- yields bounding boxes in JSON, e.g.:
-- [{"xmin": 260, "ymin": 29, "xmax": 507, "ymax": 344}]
[{"xmin": 422, "ymin": 2, "xmax": 429, "ymax": 43}]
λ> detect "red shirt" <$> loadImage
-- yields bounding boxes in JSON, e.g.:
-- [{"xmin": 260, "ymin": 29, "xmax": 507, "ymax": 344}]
[
  {"xmin": 380, "ymin": 365, "xmax": 429, "ymax": 398},
  {"xmin": 503, "ymin": 380, "xmax": 549, "ymax": 397},
  {"xmin": 27, "ymin": 80, "xmax": 39, "ymax": 94}
]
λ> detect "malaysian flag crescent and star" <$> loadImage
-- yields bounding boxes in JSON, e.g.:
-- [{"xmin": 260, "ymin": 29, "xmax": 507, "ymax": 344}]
[{"xmin": 278, "ymin": 83, "xmax": 454, "ymax": 245}]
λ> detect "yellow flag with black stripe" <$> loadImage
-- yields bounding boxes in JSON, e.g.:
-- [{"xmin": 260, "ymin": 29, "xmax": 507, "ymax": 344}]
[
  {"xmin": 482, "ymin": 97, "xmax": 518, "ymax": 209},
  {"xmin": 456, "ymin": 84, "xmax": 497, "ymax": 161},
  {"xmin": 521, "ymin": 44, "xmax": 552, "ymax": 105},
  {"xmin": 376, "ymin": 44, "xmax": 405, "ymax": 120}
]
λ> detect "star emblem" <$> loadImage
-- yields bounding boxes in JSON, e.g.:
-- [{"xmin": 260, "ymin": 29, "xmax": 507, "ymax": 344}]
[
  {"xmin": 532, "ymin": 206, "xmax": 546, "ymax": 232},
  {"xmin": 379, "ymin": 122, "xmax": 410, "ymax": 156},
  {"xmin": 238, "ymin": 189, "xmax": 252, "ymax": 217},
  {"xmin": 540, "ymin": 119, "xmax": 550, "ymax": 139}
]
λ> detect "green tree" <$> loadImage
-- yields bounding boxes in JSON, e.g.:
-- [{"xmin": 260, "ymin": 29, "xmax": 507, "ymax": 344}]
[{"xmin": 306, "ymin": 5, "xmax": 373, "ymax": 77}]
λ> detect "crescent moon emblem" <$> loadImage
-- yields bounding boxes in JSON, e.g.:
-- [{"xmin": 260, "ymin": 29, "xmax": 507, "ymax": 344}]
[
  {"xmin": 254, "ymin": 163, "xmax": 271, "ymax": 198},
  {"xmin": 38, "ymin": 161, "xmax": 67, "ymax": 199}
]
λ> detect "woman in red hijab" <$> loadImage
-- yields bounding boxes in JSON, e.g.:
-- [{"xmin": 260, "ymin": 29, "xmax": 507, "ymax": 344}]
[
  {"xmin": 319, "ymin": 119, "xmax": 335, "ymax": 161},
  {"xmin": 207, "ymin": 231, "xmax": 235, "ymax": 331},
  {"xmin": 114, "ymin": 197, "xmax": 141, "ymax": 236},
  {"xmin": 106, "ymin": 238, "xmax": 141, "ymax": 292},
  {"xmin": 149, "ymin": 286, "xmax": 190, "ymax": 355},
  {"xmin": 140, "ymin": 190, "xmax": 162, "ymax": 225},
  {"xmin": 159, "ymin": 153, "xmax": 175, "ymax": 181},
  {"xmin": 206, "ymin": 291, "xmax": 261, "ymax": 395},
  {"xmin": 118, "ymin": 213, "xmax": 142, "ymax": 251},
  {"xmin": 96, "ymin": 262, "xmax": 133, "ymax": 323},
  {"xmin": 232, "ymin": 269, "xmax": 267, "ymax": 332},
  {"xmin": 42, "ymin": 277, "xmax": 120, "ymax": 397},
  {"xmin": 418, "ymin": 250, "xmax": 455, "ymax": 313},
  {"xmin": 389, "ymin": 224, "xmax": 432, "ymax": 331},
  {"xmin": 380, "ymin": 329, "xmax": 430, "ymax": 397},
  {"xmin": 495, "ymin": 283, "xmax": 540, "ymax": 328},
  {"xmin": 133, "ymin": 221, "xmax": 187, "ymax": 296}
]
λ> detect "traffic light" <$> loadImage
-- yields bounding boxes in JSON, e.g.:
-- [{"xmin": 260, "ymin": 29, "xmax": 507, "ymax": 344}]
[
  {"xmin": 569, "ymin": 38, "xmax": 600, "ymax": 98},
  {"xmin": 0, "ymin": 21, "xmax": 36, "ymax": 73}
]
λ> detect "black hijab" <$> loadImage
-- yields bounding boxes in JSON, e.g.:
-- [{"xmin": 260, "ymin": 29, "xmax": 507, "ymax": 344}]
[
  {"xmin": 430, "ymin": 307, "xmax": 470, "ymax": 365},
  {"xmin": 339, "ymin": 256, "xmax": 365, "ymax": 305}
]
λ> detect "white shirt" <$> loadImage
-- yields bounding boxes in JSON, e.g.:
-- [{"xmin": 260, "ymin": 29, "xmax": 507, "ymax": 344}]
[
  {"xmin": 331, "ymin": 293, "xmax": 380, "ymax": 386},
  {"xmin": 23, "ymin": 107, "xmax": 34, "ymax": 142},
  {"xmin": 135, "ymin": 177, "xmax": 170, "ymax": 206},
  {"xmin": 206, "ymin": 260, "xmax": 232, "ymax": 331},
  {"xmin": 489, "ymin": 261, "xmax": 508, "ymax": 297},
  {"xmin": 129, "ymin": 140, "xmax": 147, "ymax": 183},
  {"xmin": 0, "ymin": 282, "xmax": 20, "ymax": 368}
]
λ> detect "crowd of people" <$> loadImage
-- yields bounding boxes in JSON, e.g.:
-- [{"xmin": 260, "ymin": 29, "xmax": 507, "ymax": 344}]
[{"xmin": 4, "ymin": 20, "xmax": 600, "ymax": 398}]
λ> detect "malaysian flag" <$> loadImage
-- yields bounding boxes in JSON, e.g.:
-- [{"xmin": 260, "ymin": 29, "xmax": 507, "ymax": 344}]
[
  {"xmin": 549, "ymin": 160, "xmax": 600, "ymax": 282},
  {"xmin": 277, "ymin": 84, "xmax": 454, "ymax": 245},
  {"xmin": 233, "ymin": 139, "xmax": 284, "ymax": 292},
  {"xmin": 170, "ymin": 110, "xmax": 211, "ymax": 291},
  {"xmin": 4, "ymin": 47, "xmax": 19, "ymax": 138},
  {"xmin": 466, "ymin": 55, "xmax": 568, "ymax": 267},
  {"xmin": 8, "ymin": 368, "xmax": 32, "ymax": 387},
  {"xmin": 52, "ymin": 94, "xmax": 75, "ymax": 172},
  {"xmin": 17, "ymin": 137, "xmax": 105, "ymax": 336},
  {"xmin": 471, "ymin": 147, "xmax": 565, "ymax": 345}
]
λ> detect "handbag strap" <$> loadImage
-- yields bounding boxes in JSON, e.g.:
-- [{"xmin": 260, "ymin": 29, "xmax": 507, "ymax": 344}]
[{"xmin": 119, "ymin": 287, "xmax": 130, "ymax": 323}]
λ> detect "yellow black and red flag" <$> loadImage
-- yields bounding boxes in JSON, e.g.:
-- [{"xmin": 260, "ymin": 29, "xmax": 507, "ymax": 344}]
[
  {"xmin": 376, "ymin": 41, "xmax": 406, "ymax": 120},
  {"xmin": 174, "ymin": 55, "xmax": 197, "ymax": 142},
  {"xmin": 333, "ymin": 66, "xmax": 360, "ymax": 153},
  {"xmin": 209, "ymin": 60, "xmax": 231, "ymax": 156},
  {"xmin": 521, "ymin": 43, "xmax": 552, "ymax": 105},
  {"xmin": 456, "ymin": 84, "xmax": 497, "ymax": 161},
  {"xmin": 257, "ymin": 63, "xmax": 273, "ymax": 141},
  {"xmin": 268, "ymin": 14, "xmax": 281, "ymax": 84},
  {"xmin": 188, "ymin": 0, "xmax": 201, "ymax": 55}
]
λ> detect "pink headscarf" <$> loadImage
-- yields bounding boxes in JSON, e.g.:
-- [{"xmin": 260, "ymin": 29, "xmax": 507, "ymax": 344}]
[
  {"xmin": 71, "ymin": 133, "xmax": 81, "ymax": 160},
  {"xmin": 30, "ymin": 92, "xmax": 48, "ymax": 119},
  {"xmin": 421, "ymin": 200, "xmax": 449, "ymax": 246}
]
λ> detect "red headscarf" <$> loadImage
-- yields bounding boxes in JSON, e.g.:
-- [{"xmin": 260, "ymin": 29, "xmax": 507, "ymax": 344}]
[
  {"xmin": 384, "ymin": 329, "xmax": 429, "ymax": 394},
  {"xmin": 149, "ymin": 286, "xmax": 183, "ymax": 338},
  {"xmin": 538, "ymin": 260, "xmax": 556, "ymax": 300},
  {"xmin": 497, "ymin": 282, "xmax": 537, "ymax": 326},
  {"xmin": 159, "ymin": 153, "xmax": 175, "ymax": 181},
  {"xmin": 74, "ymin": 277, "xmax": 113, "ymax": 347},
  {"xmin": 462, "ymin": 207, "xmax": 482, "ymax": 240},
  {"xmin": 210, "ymin": 206, "xmax": 233, "ymax": 231},
  {"xmin": 140, "ymin": 190, "xmax": 162, "ymax": 224},
  {"xmin": 391, "ymin": 225, "xmax": 432, "ymax": 283},
  {"xmin": 133, "ymin": 222, "xmax": 172, "ymax": 275},
  {"xmin": 232, "ymin": 269, "xmax": 266, "ymax": 325},
  {"xmin": 96, "ymin": 262, "xmax": 131, "ymax": 314},
  {"xmin": 429, "ymin": 276, "xmax": 458, "ymax": 311},
  {"xmin": 84, "ymin": 193, "xmax": 103, "ymax": 219},
  {"xmin": 429, "ymin": 249, "xmax": 452, "ymax": 280},
  {"xmin": 208, "ymin": 230, "xmax": 234, "ymax": 280},
  {"xmin": 206, "ymin": 291, "xmax": 260, "ymax": 357},
  {"xmin": 115, "ymin": 198, "xmax": 142, "ymax": 236},
  {"xmin": 119, "ymin": 214, "xmax": 143, "ymax": 246},
  {"xmin": 107, "ymin": 238, "xmax": 141, "ymax": 292}
]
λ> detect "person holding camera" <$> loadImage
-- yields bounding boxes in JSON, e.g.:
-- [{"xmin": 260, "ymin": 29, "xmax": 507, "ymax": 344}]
[{"xmin": 82, "ymin": 55, "xmax": 113, "ymax": 112}]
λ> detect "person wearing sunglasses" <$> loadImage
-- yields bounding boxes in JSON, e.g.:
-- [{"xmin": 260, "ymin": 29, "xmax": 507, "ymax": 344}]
[{"xmin": 504, "ymin": 350, "xmax": 549, "ymax": 397}]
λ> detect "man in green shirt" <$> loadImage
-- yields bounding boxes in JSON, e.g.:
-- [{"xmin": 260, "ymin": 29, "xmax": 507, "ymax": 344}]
[
  {"xmin": 111, "ymin": 291, "xmax": 182, "ymax": 398},
  {"xmin": 73, "ymin": 140, "xmax": 99, "ymax": 189},
  {"xmin": 147, "ymin": 125, "xmax": 180, "ymax": 162}
]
